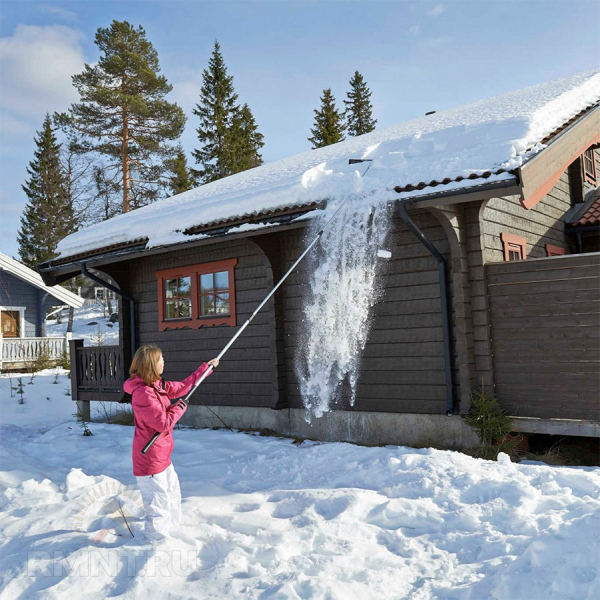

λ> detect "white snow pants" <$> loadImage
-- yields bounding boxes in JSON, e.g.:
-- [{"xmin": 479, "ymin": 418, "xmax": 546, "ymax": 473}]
[{"xmin": 136, "ymin": 463, "xmax": 182, "ymax": 541}]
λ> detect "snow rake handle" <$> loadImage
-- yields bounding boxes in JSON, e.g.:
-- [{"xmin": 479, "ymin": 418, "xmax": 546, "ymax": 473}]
[{"xmin": 141, "ymin": 229, "xmax": 325, "ymax": 455}]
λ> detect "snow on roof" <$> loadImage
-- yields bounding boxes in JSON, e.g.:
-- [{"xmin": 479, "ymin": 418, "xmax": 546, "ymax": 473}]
[
  {"xmin": 55, "ymin": 70, "xmax": 600, "ymax": 261},
  {"xmin": 0, "ymin": 253, "xmax": 84, "ymax": 307}
]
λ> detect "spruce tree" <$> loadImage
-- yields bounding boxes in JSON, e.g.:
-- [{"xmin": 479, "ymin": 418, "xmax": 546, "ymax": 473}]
[
  {"xmin": 17, "ymin": 115, "xmax": 76, "ymax": 269},
  {"xmin": 192, "ymin": 41, "xmax": 264, "ymax": 183},
  {"xmin": 344, "ymin": 71, "xmax": 377, "ymax": 136},
  {"xmin": 57, "ymin": 20, "xmax": 185, "ymax": 213},
  {"xmin": 166, "ymin": 145, "xmax": 195, "ymax": 196},
  {"xmin": 308, "ymin": 88, "xmax": 346, "ymax": 149},
  {"xmin": 226, "ymin": 104, "xmax": 264, "ymax": 173}
]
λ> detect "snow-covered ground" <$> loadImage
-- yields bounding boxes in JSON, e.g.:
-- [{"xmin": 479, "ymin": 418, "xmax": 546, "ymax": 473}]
[
  {"xmin": 1, "ymin": 371, "xmax": 599, "ymax": 599},
  {"xmin": 46, "ymin": 303, "xmax": 119, "ymax": 347}
]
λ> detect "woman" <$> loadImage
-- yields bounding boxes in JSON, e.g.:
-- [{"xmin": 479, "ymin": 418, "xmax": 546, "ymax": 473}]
[{"xmin": 124, "ymin": 345, "xmax": 219, "ymax": 543}]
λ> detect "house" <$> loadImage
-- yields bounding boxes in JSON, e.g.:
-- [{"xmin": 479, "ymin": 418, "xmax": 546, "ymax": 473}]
[
  {"xmin": 39, "ymin": 71, "xmax": 600, "ymax": 447},
  {"xmin": 0, "ymin": 253, "xmax": 84, "ymax": 370}
]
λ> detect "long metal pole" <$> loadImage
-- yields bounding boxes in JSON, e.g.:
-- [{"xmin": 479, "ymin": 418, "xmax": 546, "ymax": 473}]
[{"xmin": 141, "ymin": 227, "xmax": 328, "ymax": 454}]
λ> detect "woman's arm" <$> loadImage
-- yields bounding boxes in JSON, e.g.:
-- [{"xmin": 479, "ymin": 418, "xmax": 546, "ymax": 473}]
[
  {"xmin": 132, "ymin": 387, "xmax": 186, "ymax": 433},
  {"xmin": 163, "ymin": 362, "xmax": 214, "ymax": 400}
]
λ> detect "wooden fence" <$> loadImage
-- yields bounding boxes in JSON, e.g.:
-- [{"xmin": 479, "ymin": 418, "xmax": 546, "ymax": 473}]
[
  {"xmin": 486, "ymin": 252, "xmax": 600, "ymax": 421},
  {"xmin": 69, "ymin": 339, "xmax": 125, "ymax": 402},
  {"xmin": 0, "ymin": 334, "xmax": 71, "ymax": 370}
]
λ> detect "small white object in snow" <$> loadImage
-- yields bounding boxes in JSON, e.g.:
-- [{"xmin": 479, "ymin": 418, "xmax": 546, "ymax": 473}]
[{"xmin": 377, "ymin": 249, "xmax": 392, "ymax": 259}]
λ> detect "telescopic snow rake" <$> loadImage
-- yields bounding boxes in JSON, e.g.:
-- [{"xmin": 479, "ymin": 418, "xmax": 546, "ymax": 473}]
[{"xmin": 141, "ymin": 197, "xmax": 389, "ymax": 454}]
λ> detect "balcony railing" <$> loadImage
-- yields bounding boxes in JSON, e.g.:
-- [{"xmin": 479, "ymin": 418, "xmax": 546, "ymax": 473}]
[{"xmin": 0, "ymin": 334, "xmax": 71, "ymax": 370}]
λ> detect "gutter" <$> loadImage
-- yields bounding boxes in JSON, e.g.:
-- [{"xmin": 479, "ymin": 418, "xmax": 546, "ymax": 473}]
[
  {"xmin": 80, "ymin": 262, "xmax": 137, "ymax": 353},
  {"xmin": 397, "ymin": 199, "xmax": 455, "ymax": 416}
]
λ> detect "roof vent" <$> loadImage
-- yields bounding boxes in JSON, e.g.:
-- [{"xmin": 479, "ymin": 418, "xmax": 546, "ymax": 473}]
[{"xmin": 425, "ymin": 111, "xmax": 436, "ymax": 116}]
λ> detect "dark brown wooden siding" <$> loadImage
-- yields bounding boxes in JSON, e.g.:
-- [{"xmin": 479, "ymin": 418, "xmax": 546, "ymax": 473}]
[
  {"xmin": 486, "ymin": 253, "xmax": 600, "ymax": 420},
  {"xmin": 124, "ymin": 238, "xmax": 277, "ymax": 407},
  {"xmin": 279, "ymin": 210, "xmax": 450, "ymax": 414}
]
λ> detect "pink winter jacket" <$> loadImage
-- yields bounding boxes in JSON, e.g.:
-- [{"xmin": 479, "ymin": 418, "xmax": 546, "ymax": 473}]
[{"xmin": 125, "ymin": 363, "xmax": 212, "ymax": 476}]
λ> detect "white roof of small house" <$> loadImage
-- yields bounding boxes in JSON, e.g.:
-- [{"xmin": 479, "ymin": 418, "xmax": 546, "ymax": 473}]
[
  {"xmin": 54, "ymin": 69, "xmax": 600, "ymax": 262},
  {"xmin": 0, "ymin": 253, "xmax": 84, "ymax": 308}
]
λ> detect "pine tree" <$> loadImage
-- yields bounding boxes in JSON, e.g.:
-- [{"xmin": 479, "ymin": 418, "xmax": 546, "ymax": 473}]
[
  {"xmin": 308, "ymin": 88, "xmax": 346, "ymax": 149},
  {"xmin": 57, "ymin": 20, "xmax": 185, "ymax": 213},
  {"xmin": 165, "ymin": 145, "xmax": 195, "ymax": 196},
  {"xmin": 344, "ymin": 71, "xmax": 377, "ymax": 137},
  {"xmin": 192, "ymin": 41, "xmax": 264, "ymax": 183},
  {"xmin": 17, "ymin": 115, "xmax": 76, "ymax": 269}
]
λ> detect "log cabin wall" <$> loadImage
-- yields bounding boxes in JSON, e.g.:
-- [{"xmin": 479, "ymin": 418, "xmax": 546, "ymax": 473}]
[
  {"xmin": 278, "ymin": 210, "xmax": 452, "ymax": 415},
  {"xmin": 120, "ymin": 237, "xmax": 278, "ymax": 408}
]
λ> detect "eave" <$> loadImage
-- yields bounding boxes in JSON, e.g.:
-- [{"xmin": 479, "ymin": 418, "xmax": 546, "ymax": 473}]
[{"xmin": 519, "ymin": 104, "xmax": 600, "ymax": 210}]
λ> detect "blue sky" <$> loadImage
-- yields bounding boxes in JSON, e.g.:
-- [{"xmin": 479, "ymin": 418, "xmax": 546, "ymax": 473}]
[{"xmin": 1, "ymin": 0, "xmax": 598, "ymax": 259}]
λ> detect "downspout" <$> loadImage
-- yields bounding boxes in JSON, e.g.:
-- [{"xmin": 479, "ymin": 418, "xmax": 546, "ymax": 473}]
[
  {"xmin": 397, "ymin": 199, "xmax": 454, "ymax": 416},
  {"xmin": 80, "ymin": 262, "xmax": 137, "ymax": 352}
]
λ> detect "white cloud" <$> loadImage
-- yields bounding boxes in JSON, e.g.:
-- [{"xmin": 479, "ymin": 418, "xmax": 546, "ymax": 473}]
[
  {"xmin": 408, "ymin": 25, "xmax": 421, "ymax": 36},
  {"xmin": 427, "ymin": 3, "xmax": 445, "ymax": 17},
  {"xmin": 40, "ymin": 4, "xmax": 78, "ymax": 22},
  {"xmin": 0, "ymin": 24, "xmax": 85, "ymax": 120}
]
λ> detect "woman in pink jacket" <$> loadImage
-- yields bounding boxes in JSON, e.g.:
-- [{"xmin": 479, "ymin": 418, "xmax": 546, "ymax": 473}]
[{"xmin": 124, "ymin": 345, "xmax": 219, "ymax": 543}]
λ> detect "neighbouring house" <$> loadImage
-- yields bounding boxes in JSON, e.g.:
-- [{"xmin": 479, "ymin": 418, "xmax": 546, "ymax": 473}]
[
  {"xmin": 0, "ymin": 253, "xmax": 84, "ymax": 370},
  {"xmin": 39, "ymin": 71, "xmax": 600, "ymax": 447},
  {"xmin": 78, "ymin": 277, "xmax": 118, "ymax": 304}
]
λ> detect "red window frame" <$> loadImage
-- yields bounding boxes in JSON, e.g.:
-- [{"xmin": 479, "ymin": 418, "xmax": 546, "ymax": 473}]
[
  {"xmin": 582, "ymin": 149, "xmax": 597, "ymax": 185},
  {"xmin": 501, "ymin": 232, "xmax": 527, "ymax": 261},
  {"xmin": 155, "ymin": 258, "xmax": 238, "ymax": 331},
  {"xmin": 545, "ymin": 244, "xmax": 565, "ymax": 257}
]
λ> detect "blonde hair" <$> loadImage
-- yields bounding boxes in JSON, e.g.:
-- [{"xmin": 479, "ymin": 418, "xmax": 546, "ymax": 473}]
[{"xmin": 129, "ymin": 345, "xmax": 162, "ymax": 386}]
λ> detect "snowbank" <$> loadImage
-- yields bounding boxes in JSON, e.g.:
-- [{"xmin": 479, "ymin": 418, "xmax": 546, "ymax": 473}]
[
  {"xmin": 1, "ymin": 371, "xmax": 599, "ymax": 598},
  {"xmin": 46, "ymin": 304, "xmax": 119, "ymax": 347}
]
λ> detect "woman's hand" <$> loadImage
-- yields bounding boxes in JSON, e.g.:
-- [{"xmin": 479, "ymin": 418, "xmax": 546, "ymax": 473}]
[{"xmin": 207, "ymin": 358, "xmax": 220, "ymax": 369}]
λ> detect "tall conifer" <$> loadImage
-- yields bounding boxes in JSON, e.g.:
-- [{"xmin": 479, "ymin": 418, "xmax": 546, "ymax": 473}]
[
  {"xmin": 192, "ymin": 41, "xmax": 264, "ymax": 184},
  {"xmin": 226, "ymin": 104, "xmax": 264, "ymax": 173},
  {"xmin": 308, "ymin": 88, "xmax": 346, "ymax": 149},
  {"xmin": 17, "ymin": 115, "xmax": 75, "ymax": 269},
  {"xmin": 344, "ymin": 71, "xmax": 377, "ymax": 136},
  {"xmin": 166, "ymin": 145, "xmax": 195, "ymax": 196},
  {"xmin": 57, "ymin": 20, "xmax": 185, "ymax": 213}
]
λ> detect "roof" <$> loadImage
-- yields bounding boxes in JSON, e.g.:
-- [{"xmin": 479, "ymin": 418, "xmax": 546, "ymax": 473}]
[
  {"xmin": 573, "ymin": 195, "xmax": 600, "ymax": 226},
  {"xmin": 565, "ymin": 190, "xmax": 600, "ymax": 227},
  {"xmin": 52, "ymin": 70, "xmax": 600, "ymax": 264},
  {"xmin": 0, "ymin": 253, "xmax": 85, "ymax": 308}
]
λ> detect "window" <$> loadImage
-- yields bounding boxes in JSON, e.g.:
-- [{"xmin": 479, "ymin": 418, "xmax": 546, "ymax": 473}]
[
  {"xmin": 95, "ymin": 287, "xmax": 116, "ymax": 302},
  {"xmin": 156, "ymin": 259, "xmax": 238, "ymax": 331},
  {"xmin": 501, "ymin": 233, "xmax": 527, "ymax": 261},
  {"xmin": 545, "ymin": 244, "xmax": 565, "ymax": 257},
  {"xmin": 583, "ymin": 149, "xmax": 597, "ymax": 185}
]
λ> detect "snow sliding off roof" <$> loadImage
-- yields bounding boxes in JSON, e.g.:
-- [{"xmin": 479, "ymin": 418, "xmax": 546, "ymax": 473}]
[{"xmin": 56, "ymin": 70, "xmax": 600, "ymax": 261}]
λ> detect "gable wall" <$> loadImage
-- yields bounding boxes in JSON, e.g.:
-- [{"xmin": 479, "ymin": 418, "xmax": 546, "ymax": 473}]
[{"xmin": 481, "ymin": 148, "xmax": 599, "ymax": 263}]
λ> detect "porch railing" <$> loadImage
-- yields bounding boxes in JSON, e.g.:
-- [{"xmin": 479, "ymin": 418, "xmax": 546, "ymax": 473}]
[
  {"xmin": 70, "ymin": 339, "xmax": 125, "ymax": 402},
  {"xmin": 0, "ymin": 333, "xmax": 71, "ymax": 370}
]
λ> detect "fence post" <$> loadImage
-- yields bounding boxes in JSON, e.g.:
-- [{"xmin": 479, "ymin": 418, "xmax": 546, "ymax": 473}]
[
  {"xmin": 69, "ymin": 338, "xmax": 90, "ymax": 421},
  {"xmin": 64, "ymin": 332, "xmax": 72, "ymax": 355}
]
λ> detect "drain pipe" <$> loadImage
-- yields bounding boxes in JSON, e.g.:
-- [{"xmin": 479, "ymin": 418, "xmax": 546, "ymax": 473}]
[
  {"xmin": 397, "ymin": 199, "xmax": 454, "ymax": 416},
  {"xmin": 80, "ymin": 262, "xmax": 137, "ymax": 352}
]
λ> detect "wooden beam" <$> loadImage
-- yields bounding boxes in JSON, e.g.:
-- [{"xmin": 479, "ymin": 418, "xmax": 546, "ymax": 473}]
[{"xmin": 519, "ymin": 106, "xmax": 600, "ymax": 210}]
